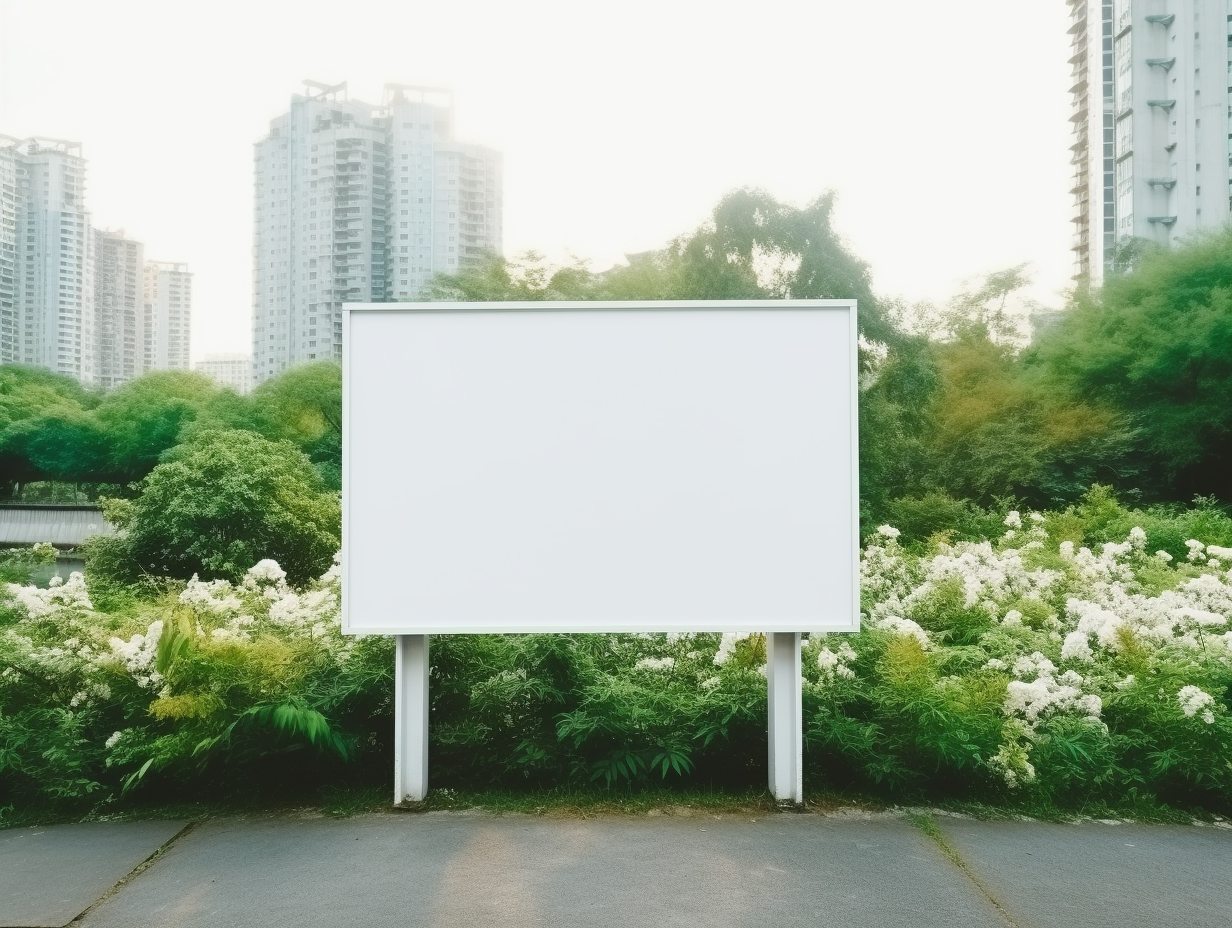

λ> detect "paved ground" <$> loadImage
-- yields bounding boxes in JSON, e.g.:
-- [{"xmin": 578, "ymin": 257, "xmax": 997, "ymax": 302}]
[
  {"xmin": 2, "ymin": 811, "xmax": 1230, "ymax": 928},
  {"xmin": 0, "ymin": 820, "xmax": 187, "ymax": 928},
  {"xmin": 940, "ymin": 818, "xmax": 1232, "ymax": 928}
]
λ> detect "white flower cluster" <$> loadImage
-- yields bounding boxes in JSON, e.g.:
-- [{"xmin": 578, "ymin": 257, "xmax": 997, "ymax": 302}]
[
  {"xmin": 4, "ymin": 571, "xmax": 93, "ymax": 618},
  {"xmin": 242, "ymin": 558, "xmax": 288, "ymax": 591},
  {"xmin": 713, "ymin": 632, "xmax": 753, "ymax": 666},
  {"xmin": 1184, "ymin": 540, "xmax": 1232, "ymax": 568},
  {"xmin": 170, "ymin": 554, "xmax": 346, "ymax": 648},
  {"xmin": 633, "ymin": 656, "xmax": 676, "ymax": 672},
  {"xmin": 1060, "ymin": 568, "xmax": 1232, "ymax": 658},
  {"xmin": 1003, "ymin": 652, "xmax": 1102, "ymax": 726},
  {"xmin": 816, "ymin": 641, "xmax": 857, "ymax": 682},
  {"xmin": 269, "ymin": 587, "xmax": 339, "ymax": 637},
  {"xmin": 1177, "ymin": 685, "xmax": 1216, "ymax": 724},
  {"xmin": 862, "ymin": 529, "xmax": 1062, "ymax": 648},
  {"xmin": 105, "ymin": 621, "xmax": 164, "ymax": 689},
  {"xmin": 179, "ymin": 577, "xmax": 245, "ymax": 615},
  {"xmin": 1, "ymin": 627, "xmax": 111, "ymax": 707}
]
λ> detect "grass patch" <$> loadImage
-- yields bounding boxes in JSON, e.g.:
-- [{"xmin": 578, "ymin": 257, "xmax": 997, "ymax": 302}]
[
  {"xmin": 6, "ymin": 780, "xmax": 1222, "ymax": 830},
  {"xmin": 420, "ymin": 786, "xmax": 782, "ymax": 817},
  {"xmin": 909, "ymin": 793, "xmax": 1215, "ymax": 825},
  {"xmin": 4, "ymin": 783, "xmax": 887, "ymax": 829}
]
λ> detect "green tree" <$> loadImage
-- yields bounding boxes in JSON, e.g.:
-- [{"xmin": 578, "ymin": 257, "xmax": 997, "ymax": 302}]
[
  {"xmin": 0, "ymin": 366, "xmax": 99, "ymax": 496},
  {"xmin": 661, "ymin": 188, "xmax": 894, "ymax": 345},
  {"xmin": 1028, "ymin": 229, "xmax": 1232, "ymax": 499},
  {"xmin": 858, "ymin": 335, "xmax": 941, "ymax": 520},
  {"xmin": 105, "ymin": 429, "xmax": 340, "ymax": 584},
  {"xmin": 244, "ymin": 362, "xmax": 342, "ymax": 489},
  {"xmin": 5, "ymin": 412, "xmax": 112, "ymax": 485},
  {"xmin": 93, "ymin": 371, "xmax": 223, "ymax": 484},
  {"xmin": 431, "ymin": 250, "xmax": 598, "ymax": 302},
  {"xmin": 433, "ymin": 188, "xmax": 896, "ymax": 348}
]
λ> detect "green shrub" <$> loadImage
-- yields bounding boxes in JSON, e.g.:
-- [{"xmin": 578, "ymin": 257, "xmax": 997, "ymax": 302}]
[
  {"xmin": 98, "ymin": 429, "xmax": 340, "ymax": 585},
  {"xmin": 879, "ymin": 492, "xmax": 1006, "ymax": 549},
  {"xmin": 3, "ymin": 499, "xmax": 1232, "ymax": 818}
]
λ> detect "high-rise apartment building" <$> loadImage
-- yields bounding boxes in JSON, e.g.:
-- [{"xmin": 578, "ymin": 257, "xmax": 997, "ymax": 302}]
[
  {"xmin": 195, "ymin": 352, "xmax": 253, "ymax": 394},
  {"xmin": 252, "ymin": 82, "xmax": 502, "ymax": 384},
  {"xmin": 93, "ymin": 229, "xmax": 144, "ymax": 388},
  {"xmin": 0, "ymin": 136, "xmax": 94, "ymax": 381},
  {"xmin": 1068, "ymin": 0, "xmax": 1232, "ymax": 284},
  {"xmin": 144, "ymin": 260, "xmax": 191, "ymax": 370},
  {"xmin": 0, "ymin": 146, "xmax": 17, "ymax": 355}
]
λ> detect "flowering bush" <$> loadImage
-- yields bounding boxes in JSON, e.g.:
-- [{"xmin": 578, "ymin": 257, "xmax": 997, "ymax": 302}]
[
  {"xmin": 814, "ymin": 507, "xmax": 1232, "ymax": 804},
  {"xmin": 0, "ymin": 552, "xmax": 391, "ymax": 809},
  {"xmin": 1, "ymin": 492, "xmax": 1231, "ymax": 814}
]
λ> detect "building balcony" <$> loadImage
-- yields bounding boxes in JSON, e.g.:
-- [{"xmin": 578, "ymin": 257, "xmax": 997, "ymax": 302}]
[
  {"xmin": 1146, "ymin": 57, "xmax": 1176, "ymax": 71},
  {"xmin": 1145, "ymin": 13, "xmax": 1175, "ymax": 26},
  {"xmin": 1146, "ymin": 177, "xmax": 1177, "ymax": 188},
  {"xmin": 1147, "ymin": 215, "xmax": 1177, "ymax": 225},
  {"xmin": 1147, "ymin": 99, "xmax": 1175, "ymax": 111}
]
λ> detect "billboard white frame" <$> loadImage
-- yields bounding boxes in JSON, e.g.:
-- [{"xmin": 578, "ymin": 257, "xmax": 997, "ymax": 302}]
[
  {"xmin": 342, "ymin": 300, "xmax": 860, "ymax": 637},
  {"xmin": 342, "ymin": 299, "xmax": 859, "ymax": 805}
]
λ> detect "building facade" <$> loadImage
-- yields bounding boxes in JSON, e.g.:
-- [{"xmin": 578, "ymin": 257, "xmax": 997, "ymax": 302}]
[
  {"xmin": 252, "ymin": 82, "xmax": 502, "ymax": 384},
  {"xmin": 1068, "ymin": 0, "xmax": 1232, "ymax": 285},
  {"xmin": 1, "ymin": 135, "xmax": 193, "ymax": 386},
  {"xmin": 93, "ymin": 229, "xmax": 145, "ymax": 388},
  {"xmin": 0, "ymin": 136, "xmax": 94, "ymax": 381},
  {"xmin": 144, "ymin": 260, "xmax": 191, "ymax": 371},
  {"xmin": 195, "ymin": 352, "xmax": 253, "ymax": 394}
]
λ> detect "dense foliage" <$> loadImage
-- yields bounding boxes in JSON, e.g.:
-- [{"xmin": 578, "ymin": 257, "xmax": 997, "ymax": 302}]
[
  {"xmin": 3, "ymin": 491, "xmax": 1230, "ymax": 817},
  {"xmin": 0, "ymin": 362, "xmax": 343, "ymax": 498},
  {"xmin": 1026, "ymin": 230, "xmax": 1232, "ymax": 499},
  {"xmin": 89, "ymin": 430, "xmax": 341, "ymax": 586}
]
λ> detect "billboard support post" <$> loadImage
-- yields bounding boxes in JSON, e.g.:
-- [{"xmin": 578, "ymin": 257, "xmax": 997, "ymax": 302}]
[
  {"xmin": 393, "ymin": 634, "xmax": 429, "ymax": 803},
  {"xmin": 767, "ymin": 631, "xmax": 804, "ymax": 804}
]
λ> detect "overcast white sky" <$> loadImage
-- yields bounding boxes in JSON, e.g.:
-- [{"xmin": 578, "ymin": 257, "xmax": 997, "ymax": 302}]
[{"xmin": 0, "ymin": 0, "xmax": 1075, "ymax": 359}]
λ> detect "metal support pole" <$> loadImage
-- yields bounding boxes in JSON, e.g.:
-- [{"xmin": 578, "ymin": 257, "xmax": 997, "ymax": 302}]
[
  {"xmin": 767, "ymin": 631, "xmax": 803, "ymax": 804},
  {"xmin": 393, "ymin": 633, "xmax": 429, "ymax": 804}
]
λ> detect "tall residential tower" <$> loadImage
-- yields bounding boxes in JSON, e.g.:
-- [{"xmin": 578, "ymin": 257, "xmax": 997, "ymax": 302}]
[
  {"xmin": 144, "ymin": 260, "xmax": 192, "ymax": 371},
  {"xmin": 251, "ymin": 82, "xmax": 502, "ymax": 384},
  {"xmin": 1068, "ymin": 0, "xmax": 1232, "ymax": 284},
  {"xmin": 93, "ymin": 228, "xmax": 144, "ymax": 389},
  {"xmin": 0, "ymin": 136, "xmax": 94, "ymax": 381}
]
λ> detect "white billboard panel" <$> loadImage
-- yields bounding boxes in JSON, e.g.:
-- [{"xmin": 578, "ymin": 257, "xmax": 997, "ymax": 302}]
[{"xmin": 342, "ymin": 301, "xmax": 858, "ymax": 635}]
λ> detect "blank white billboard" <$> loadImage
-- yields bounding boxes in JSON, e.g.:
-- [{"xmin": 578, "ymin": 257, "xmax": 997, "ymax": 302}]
[{"xmin": 342, "ymin": 301, "xmax": 858, "ymax": 635}]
